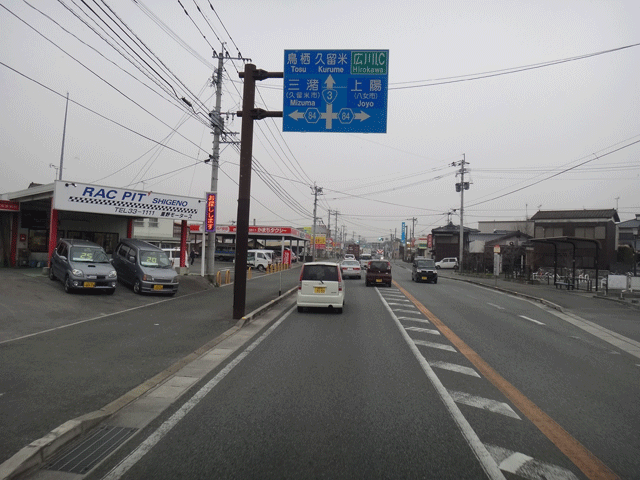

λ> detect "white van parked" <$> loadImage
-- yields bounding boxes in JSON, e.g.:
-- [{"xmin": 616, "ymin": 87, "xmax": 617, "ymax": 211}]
[{"xmin": 247, "ymin": 249, "xmax": 273, "ymax": 271}]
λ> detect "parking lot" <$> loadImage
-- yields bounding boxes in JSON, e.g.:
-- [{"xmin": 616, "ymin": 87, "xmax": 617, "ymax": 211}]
[{"xmin": 0, "ymin": 266, "xmax": 214, "ymax": 344}]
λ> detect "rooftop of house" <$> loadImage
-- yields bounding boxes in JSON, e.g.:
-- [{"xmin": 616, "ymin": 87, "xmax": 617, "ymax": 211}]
[{"xmin": 530, "ymin": 209, "xmax": 620, "ymax": 222}]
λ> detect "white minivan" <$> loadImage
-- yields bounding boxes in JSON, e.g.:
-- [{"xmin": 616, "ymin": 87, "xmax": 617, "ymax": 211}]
[
  {"xmin": 297, "ymin": 262, "xmax": 344, "ymax": 314},
  {"xmin": 435, "ymin": 257, "xmax": 458, "ymax": 269}
]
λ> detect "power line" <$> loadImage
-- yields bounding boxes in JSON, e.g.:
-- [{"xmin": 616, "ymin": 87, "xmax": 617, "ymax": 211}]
[
  {"xmin": 467, "ymin": 139, "xmax": 640, "ymax": 209},
  {"xmin": 0, "ymin": 60, "xmax": 205, "ymax": 162},
  {"xmin": 393, "ymin": 42, "xmax": 640, "ymax": 90}
]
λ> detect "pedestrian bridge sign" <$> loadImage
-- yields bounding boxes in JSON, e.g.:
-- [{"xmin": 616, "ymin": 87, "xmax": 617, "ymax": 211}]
[{"xmin": 283, "ymin": 50, "xmax": 388, "ymax": 133}]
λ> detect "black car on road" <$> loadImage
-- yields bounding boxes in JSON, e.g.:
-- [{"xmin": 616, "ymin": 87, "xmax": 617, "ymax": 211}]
[{"xmin": 412, "ymin": 258, "xmax": 438, "ymax": 283}]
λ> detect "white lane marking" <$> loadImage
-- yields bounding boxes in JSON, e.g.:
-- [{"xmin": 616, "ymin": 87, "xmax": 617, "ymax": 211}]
[
  {"xmin": 485, "ymin": 444, "xmax": 580, "ymax": 480},
  {"xmin": 395, "ymin": 308, "xmax": 419, "ymax": 314},
  {"xmin": 405, "ymin": 326, "xmax": 440, "ymax": 335},
  {"xmin": 429, "ymin": 361, "xmax": 480, "ymax": 378},
  {"xmin": 487, "ymin": 303, "xmax": 505, "ymax": 310},
  {"xmin": 518, "ymin": 315, "xmax": 545, "ymax": 326},
  {"xmin": 101, "ymin": 305, "xmax": 295, "ymax": 480},
  {"xmin": 386, "ymin": 301, "xmax": 411, "ymax": 305},
  {"xmin": 413, "ymin": 339, "xmax": 457, "ymax": 352},
  {"xmin": 448, "ymin": 391, "xmax": 521, "ymax": 420},
  {"xmin": 397, "ymin": 316, "xmax": 430, "ymax": 324},
  {"xmin": 377, "ymin": 290, "xmax": 506, "ymax": 479}
]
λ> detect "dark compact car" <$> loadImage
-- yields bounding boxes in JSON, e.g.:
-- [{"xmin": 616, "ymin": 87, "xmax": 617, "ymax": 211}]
[
  {"xmin": 365, "ymin": 260, "xmax": 392, "ymax": 287},
  {"xmin": 49, "ymin": 239, "xmax": 117, "ymax": 294},
  {"xmin": 112, "ymin": 238, "xmax": 179, "ymax": 295},
  {"xmin": 412, "ymin": 258, "xmax": 438, "ymax": 283}
]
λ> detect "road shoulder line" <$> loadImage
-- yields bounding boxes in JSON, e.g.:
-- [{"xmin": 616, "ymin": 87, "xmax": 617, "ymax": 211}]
[{"xmin": 0, "ymin": 288, "xmax": 297, "ymax": 480}]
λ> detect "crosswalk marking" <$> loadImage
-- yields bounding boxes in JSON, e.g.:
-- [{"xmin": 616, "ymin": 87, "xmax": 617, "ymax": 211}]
[
  {"xmin": 485, "ymin": 444, "xmax": 579, "ymax": 480},
  {"xmin": 395, "ymin": 308, "xmax": 419, "ymax": 314},
  {"xmin": 405, "ymin": 326, "xmax": 440, "ymax": 335},
  {"xmin": 413, "ymin": 339, "xmax": 456, "ymax": 352},
  {"xmin": 397, "ymin": 316, "xmax": 430, "ymax": 324},
  {"xmin": 448, "ymin": 391, "xmax": 521, "ymax": 420},
  {"xmin": 429, "ymin": 361, "xmax": 480, "ymax": 378}
]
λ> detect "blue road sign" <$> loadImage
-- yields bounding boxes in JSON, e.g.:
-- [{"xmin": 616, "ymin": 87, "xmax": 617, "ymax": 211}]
[{"xmin": 283, "ymin": 50, "xmax": 388, "ymax": 133}]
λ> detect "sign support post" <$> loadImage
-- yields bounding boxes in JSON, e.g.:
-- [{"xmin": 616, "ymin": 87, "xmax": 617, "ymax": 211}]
[{"xmin": 233, "ymin": 64, "xmax": 283, "ymax": 319}]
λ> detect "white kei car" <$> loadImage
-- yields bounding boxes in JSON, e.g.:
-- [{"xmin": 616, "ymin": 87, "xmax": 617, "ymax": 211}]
[{"xmin": 297, "ymin": 262, "xmax": 344, "ymax": 314}]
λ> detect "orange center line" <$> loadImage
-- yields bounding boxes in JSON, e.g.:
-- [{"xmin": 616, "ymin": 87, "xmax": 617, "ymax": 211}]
[{"xmin": 393, "ymin": 280, "xmax": 620, "ymax": 480}]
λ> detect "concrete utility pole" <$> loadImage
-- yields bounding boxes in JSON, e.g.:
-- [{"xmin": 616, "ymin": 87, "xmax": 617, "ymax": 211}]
[
  {"xmin": 311, "ymin": 184, "xmax": 323, "ymax": 261},
  {"xmin": 233, "ymin": 63, "xmax": 283, "ymax": 319},
  {"xmin": 206, "ymin": 47, "xmax": 225, "ymax": 279},
  {"xmin": 454, "ymin": 154, "xmax": 470, "ymax": 272}
]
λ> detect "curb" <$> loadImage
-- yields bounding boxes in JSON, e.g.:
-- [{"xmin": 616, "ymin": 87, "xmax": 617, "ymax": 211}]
[{"xmin": 0, "ymin": 287, "xmax": 298, "ymax": 480}]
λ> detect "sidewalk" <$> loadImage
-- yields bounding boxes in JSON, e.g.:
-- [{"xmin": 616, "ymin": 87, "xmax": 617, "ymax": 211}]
[{"xmin": 436, "ymin": 269, "xmax": 640, "ymax": 312}]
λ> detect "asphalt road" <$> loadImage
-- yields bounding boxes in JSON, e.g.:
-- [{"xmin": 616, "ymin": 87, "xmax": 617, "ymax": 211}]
[
  {"xmin": 84, "ymin": 263, "xmax": 640, "ymax": 479},
  {"xmin": 0, "ymin": 264, "xmax": 301, "ymax": 466}
]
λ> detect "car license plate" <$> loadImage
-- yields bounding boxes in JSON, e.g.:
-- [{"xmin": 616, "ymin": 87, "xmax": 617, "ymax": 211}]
[
  {"xmin": 421, "ymin": 276, "xmax": 427, "ymax": 280},
  {"xmin": 376, "ymin": 278, "xmax": 382, "ymax": 283},
  {"xmin": 153, "ymin": 285, "xmax": 164, "ymax": 291},
  {"xmin": 314, "ymin": 287, "xmax": 326, "ymax": 294},
  {"xmin": 83, "ymin": 282, "xmax": 95, "ymax": 288}
]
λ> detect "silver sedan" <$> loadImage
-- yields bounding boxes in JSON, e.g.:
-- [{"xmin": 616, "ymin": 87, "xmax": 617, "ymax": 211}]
[{"xmin": 340, "ymin": 259, "xmax": 362, "ymax": 279}]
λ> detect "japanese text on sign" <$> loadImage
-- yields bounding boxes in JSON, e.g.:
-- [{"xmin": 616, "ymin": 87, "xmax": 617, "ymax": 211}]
[
  {"xmin": 205, "ymin": 192, "xmax": 216, "ymax": 233},
  {"xmin": 283, "ymin": 49, "xmax": 388, "ymax": 133}
]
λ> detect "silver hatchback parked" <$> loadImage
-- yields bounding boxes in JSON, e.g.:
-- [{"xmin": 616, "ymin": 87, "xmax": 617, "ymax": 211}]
[{"xmin": 49, "ymin": 239, "xmax": 117, "ymax": 294}]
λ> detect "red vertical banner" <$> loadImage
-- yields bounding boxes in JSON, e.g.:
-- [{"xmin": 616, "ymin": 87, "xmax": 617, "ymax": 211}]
[
  {"xmin": 205, "ymin": 192, "xmax": 216, "ymax": 233},
  {"xmin": 283, "ymin": 249, "xmax": 291, "ymax": 266},
  {"xmin": 48, "ymin": 199, "xmax": 59, "ymax": 261},
  {"xmin": 180, "ymin": 220, "xmax": 188, "ymax": 267}
]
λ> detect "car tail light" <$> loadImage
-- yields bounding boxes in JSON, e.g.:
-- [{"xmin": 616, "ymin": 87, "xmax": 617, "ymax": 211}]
[
  {"xmin": 337, "ymin": 266, "xmax": 343, "ymax": 291},
  {"xmin": 298, "ymin": 267, "xmax": 304, "ymax": 290}
]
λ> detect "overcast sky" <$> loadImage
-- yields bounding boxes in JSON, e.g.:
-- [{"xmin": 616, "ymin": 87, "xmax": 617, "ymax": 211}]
[{"xmin": 1, "ymin": 0, "xmax": 638, "ymax": 242}]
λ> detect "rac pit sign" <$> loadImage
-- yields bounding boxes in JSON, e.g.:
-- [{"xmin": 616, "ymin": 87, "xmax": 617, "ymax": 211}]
[{"xmin": 53, "ymin": 181, "xmax": 205, "ymax": 221}]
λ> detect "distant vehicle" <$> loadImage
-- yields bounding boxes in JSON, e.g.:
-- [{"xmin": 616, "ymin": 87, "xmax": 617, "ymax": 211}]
[
  {"xmin": 436, "ymin": 257, "xmax": 458, "ymax": 270},
  {"xmin": 365, "ymin": 260, "xmax": 392, "ymax": 287},
  {"xmin": 346, "ymin": 244, "xmax": 360, "ymax": 260},
  {"xmin": 359, "ymin": 253, "xmax": 372, "ymax": 269},
  {"xmin": 49, "ymin": 239, "xmax": 117, "ymax": 294},
  {"xmin": 297, "ymin": 262, "xmax": 344, "ymax": 313},
  {"xmin": 215, "ymin": 247, "xmax": 235, "ymax": 261},
  {"xmin": 344, "ymin": 254, "xmax": 356, "ymax": 260},
  {"xmin": 246, "ymin": 249, "xmax": 273, "ymax": 271},
  {"xmin": 340, "ymin": 259, "xmax": 362, "ymax": 279},
  {"xmin": 112, "ymin": 238, "xmax": 179, "ymax": 295},
  {"xmin": 412, "ymin": 258, "xmax": 438, "ymax": 283}
]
